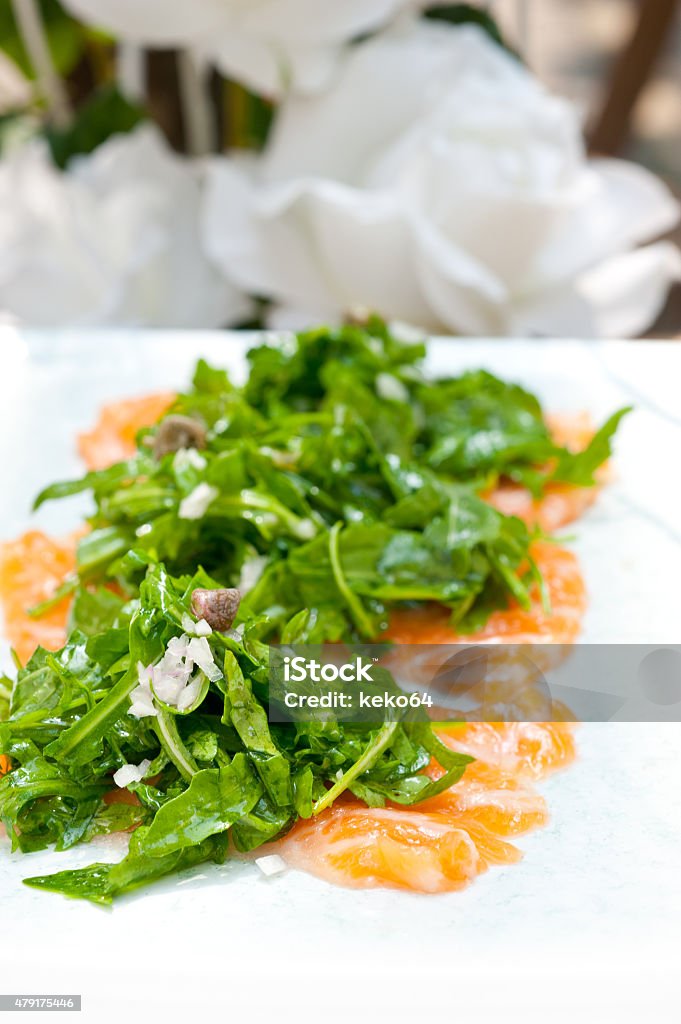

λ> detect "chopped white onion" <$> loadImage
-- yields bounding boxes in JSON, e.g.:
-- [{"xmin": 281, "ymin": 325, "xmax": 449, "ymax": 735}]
[
  {"xmin": 173, "ymin": 448, "xmax": 207, "ymax": 472},
  {"xmin": 376, "ymin": 372, "xmax": 409, "ymax": 403},
  {"xmin": 186, "ymin": 636, "xmax": 222, "ymax": 682},
  {"xmin": 113, "ymin": 758, "xmax": 152, "ymax": 788},
  {"xmin": 255, "ymin": 855, "xmax": 287, "ymax": 877},
  {"xmin": 181, "ymin": 612, "xmax": 212, "ymax": 637},
  {"xmin": 238, "ymin": 555, "xmax": 267, "ymax": 594},
  {"xmin": 131, "ymin": 631, "xmax": 217, "ymax": 717},
  {"xmin": 129, "ymin": 662, "xmax": 158, "ymax": 719},
  {"xmin": 176, "ymin": 675, "xmax": 203, "ymax": 712},
  {"xmin": 166, "ymin": 634, "xmax": 191, "ymax": 659},
  {"xmin": 152, "ymin": 670, "xmax": 186, "ymax": 705},
  {"xmin": 178, "ymin": 482, "xmax": 219, "ymax": 520}
]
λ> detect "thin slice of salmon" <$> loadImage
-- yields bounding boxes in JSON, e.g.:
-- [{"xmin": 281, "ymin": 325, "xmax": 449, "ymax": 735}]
[
  {"xmin": 0, "ymin": 531, "xmax": 77, "ymax": 665},
  {"xmin": 275, "ymin": 801, "xmax": 521, "ymax": 893},
  {"xmin": 272, "ymin": 721, "xmax": 571, "ymax": 892},
  {"xmin": 78, "ymin": 392, "xmax": 175, "ymax": 471},
  {"xmin": 437, "ymin": 722, "xmax": 576, "ymax": 781},
  {"xmin": 418, "ymin": 758, "xmax": 549, "ymax": 834},
  {"xmin": 486, "ymin": 482, "xmax": 599, "ymax": 534}
]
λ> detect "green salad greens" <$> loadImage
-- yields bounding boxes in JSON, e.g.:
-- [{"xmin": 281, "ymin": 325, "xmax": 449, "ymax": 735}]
[{"xmin": 0, "ymin": 319, "xmax": 627, "ymax": 904}]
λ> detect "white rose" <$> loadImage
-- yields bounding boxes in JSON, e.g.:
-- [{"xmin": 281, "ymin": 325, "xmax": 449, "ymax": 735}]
[
  {"xmin": 203, "ymin": 21, "xmax": 681, "ymax": 338},
  {"xmin": 61, "ymin": 0, "xmax": 408, "ymax": 97},
  {"xmin": 0, "ymin": 124, "xmax": 249, "ymax": 327}
]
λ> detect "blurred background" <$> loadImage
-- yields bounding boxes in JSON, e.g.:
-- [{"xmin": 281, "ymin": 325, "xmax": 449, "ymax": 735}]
[
  {"xmin": 1, "ymin": 0, "xmax": 679, "ymax": 335},
  {"xmin": 496, "ymin": 0, "xmax": 681, "ymax": 334}
]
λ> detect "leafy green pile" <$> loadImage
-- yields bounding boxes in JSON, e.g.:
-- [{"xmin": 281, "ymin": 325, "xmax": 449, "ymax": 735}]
[
  {"xmin": 1, "ymin": 565, "xmax": 471, "ymax": 904},
  {"xmin": 0, "ymin": 319, "xmax": 627, "ymax": 903},
  {"xmin": 33, "ymin": 318, "xmax": 627, "ymax": 641}
]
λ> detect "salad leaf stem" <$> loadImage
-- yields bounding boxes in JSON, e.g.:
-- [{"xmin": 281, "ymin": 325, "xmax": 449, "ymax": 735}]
[
  {"xmin": 313, "ymin": 721, "xmax": 399, "ymax": 815},
  {"xmin": 328, "ymin": 522, "xmax": 376, "ymax": 638},
  {"xmin": 153, "ymin": 708, "xmax": 198, "ymax": 782}
]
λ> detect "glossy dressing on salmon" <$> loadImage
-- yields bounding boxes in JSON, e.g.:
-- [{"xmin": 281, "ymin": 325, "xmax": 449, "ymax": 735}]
[{"xmin": 272, "ymin": 723, "xmax": 574, "ymax": 893}]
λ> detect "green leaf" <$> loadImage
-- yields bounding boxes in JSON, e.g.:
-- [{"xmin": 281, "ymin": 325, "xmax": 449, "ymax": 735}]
[
  {"xmin": 24, "ymin": 832, "xmax": 229, "ymax": 905},
  {"xmin": 0, "ymin": 0, "xmax": 85, "ymax": 81},
  {"xmin": 550, "ymin": 407, "xmax": 631, "ymax": 487},
  {"xmin": 45, "ymin": 86, "xmax": 146, "ymax": 169},
  {"xmin": 223, "ymin": 653, "xmax": 292, "ymax": 807},
  {"xmin": 138, "ymin": 756, "xmax": 261, "ymax": 857},
  {"xmin": 422, "ymin": 4, "xmax": 512, "ymax": 54},
  {"xmin": 69, "ymin": 586, "xmax": 126, "ymax": 635}
]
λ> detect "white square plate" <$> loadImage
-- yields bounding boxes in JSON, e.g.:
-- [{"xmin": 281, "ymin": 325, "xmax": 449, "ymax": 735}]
[{"xmin": 1, "ymin": 331, "xmax": 680, "ymax": 1024}]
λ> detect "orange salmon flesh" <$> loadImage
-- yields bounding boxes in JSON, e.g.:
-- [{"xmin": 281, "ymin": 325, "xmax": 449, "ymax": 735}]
[
  {"xmin": 271, "ymin": 722, "xmax": 575, "ymax": 892},
  {"xmin": 0, "ymin": 531, "xmax": 77, "ymax": 665},
  {"xmin": 78, "ymin": 392, "xmax": 175, "ymax": 471}
]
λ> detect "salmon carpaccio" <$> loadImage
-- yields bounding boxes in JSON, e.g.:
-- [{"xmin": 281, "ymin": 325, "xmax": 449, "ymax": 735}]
[
  {"xmin": 271, "ymin": 540, "xmax": 580, "ymax": 893},
  {"xmin": 272, "ymin": 746, "xmax": 564, "ymax": 893},
  {"xmin": 1, "ymin": 394, "xmax": 584, "ymax": 889},
  {"xmin": 0, "ymin": 531, "xmax": 77, "ymax": 666},
  {"xmin": 78, "ymin": 392, "xmax": 175, "ymax": 470},
  {"xmin": 0, "ymin": 393, "xmax": 174, "ymax": 661}
]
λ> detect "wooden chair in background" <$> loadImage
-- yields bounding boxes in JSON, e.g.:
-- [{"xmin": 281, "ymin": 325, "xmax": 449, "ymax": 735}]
[{"xmin": 588, "ymin": 0, "xmax": 679, "ymax": 156}]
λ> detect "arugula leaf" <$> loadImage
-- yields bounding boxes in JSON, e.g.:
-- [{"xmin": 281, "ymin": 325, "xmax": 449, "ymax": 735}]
[
  {"xmin": 222, "ymin": 652, "xmax": 292, "ymax": 806},
  {"xmin": 24, "ymin": 832, "xmax": 229, "ymax": 906},
  {"xmin": 138, "ymin": 756, "xmax": 261, "ymax": 857},
  {"xmin": 550, "ymin": 407, "xmax": 631, "ymax": 486}
]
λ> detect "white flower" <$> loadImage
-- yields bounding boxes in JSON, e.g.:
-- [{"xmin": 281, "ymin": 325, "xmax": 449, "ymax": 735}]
[
  {"xmin": 0, "ymin": 124, "xmax": 250, "ymax": 327},
  {"xmin": 203, "ymin": 22, "xmax": 681, "ymax": 338},
  {"xmin": 61, "ymin": 0, "xmax": 228, "ymax": 47},
  {"xmin": 61, "ymin": 0, "xmax": 408, "ymax": 97},
  {"xmin": 178, "ymin": 482, "xmax": 219, "ymax": 520},
  {"xmin": 113, "ymin": 758, "xmax": 152, "ymax": 788}
]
